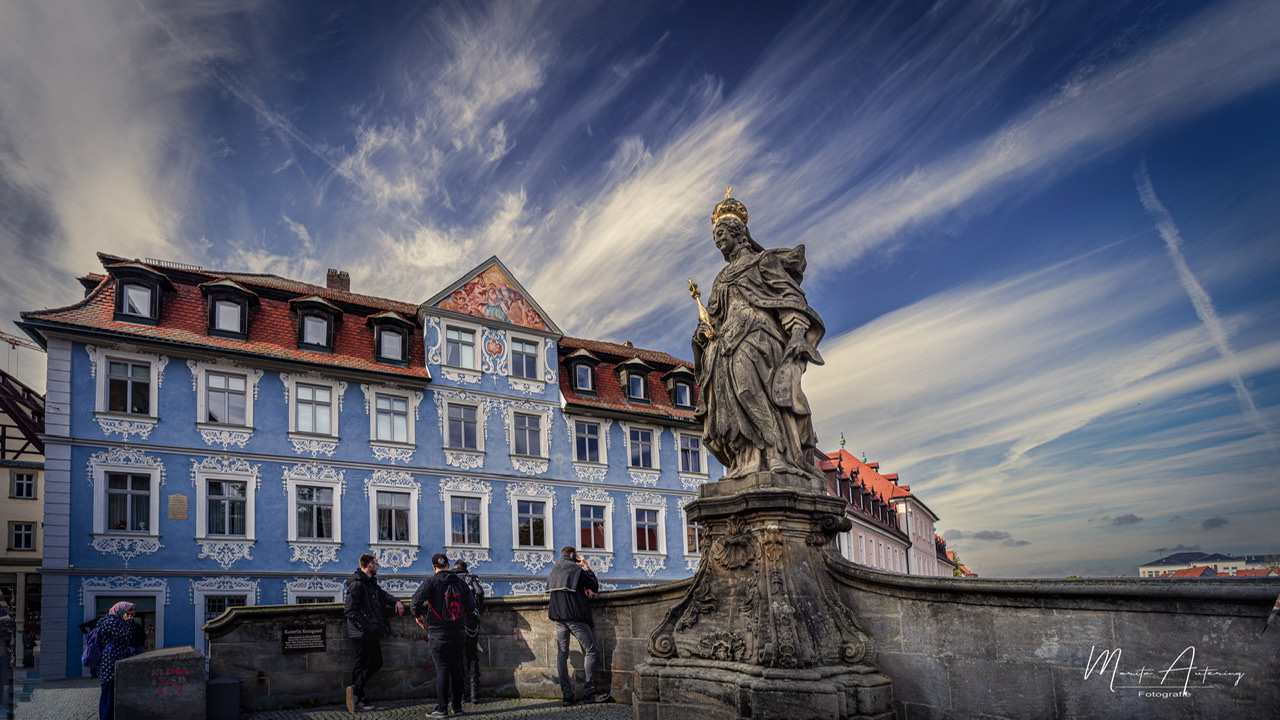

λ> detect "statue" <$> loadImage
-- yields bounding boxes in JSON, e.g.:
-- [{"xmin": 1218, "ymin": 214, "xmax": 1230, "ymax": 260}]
[{"xmin": 690, "ymin": 190, "xmax": 825, "ymax": 480}]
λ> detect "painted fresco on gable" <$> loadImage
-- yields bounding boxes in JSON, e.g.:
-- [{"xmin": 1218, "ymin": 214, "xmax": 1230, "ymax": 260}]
[{"xmin": 437, "ymin": 265, "xmax": 548, "ymax": 330}]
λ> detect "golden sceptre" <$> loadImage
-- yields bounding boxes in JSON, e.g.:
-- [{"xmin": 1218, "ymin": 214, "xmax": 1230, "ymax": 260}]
[{"xmin": 688, "ymin": 279, "xmax": 715, "ymax": 339}]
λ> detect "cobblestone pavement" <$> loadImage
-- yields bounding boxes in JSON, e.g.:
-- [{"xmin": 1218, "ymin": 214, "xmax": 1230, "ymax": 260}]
[{"xmin": 16, "ymin": 681, "xmax": 630, "ymax": 720}]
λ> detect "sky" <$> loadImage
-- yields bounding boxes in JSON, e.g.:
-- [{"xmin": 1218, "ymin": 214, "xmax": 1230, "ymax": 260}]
[{"xmin": 1, "ymin": 0, "xmax": 1277, "ymax": 578}]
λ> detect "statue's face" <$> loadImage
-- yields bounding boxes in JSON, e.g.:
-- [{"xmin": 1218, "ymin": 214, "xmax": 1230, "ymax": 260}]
[{"xmin": 714, "ymin": 221, "xmax": 745, "ymax": 255}]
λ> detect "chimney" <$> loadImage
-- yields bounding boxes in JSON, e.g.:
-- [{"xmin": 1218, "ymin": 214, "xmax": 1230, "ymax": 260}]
[{"xmin": 326, "ymin": 269, "xmax": 350, "ymax": 293}]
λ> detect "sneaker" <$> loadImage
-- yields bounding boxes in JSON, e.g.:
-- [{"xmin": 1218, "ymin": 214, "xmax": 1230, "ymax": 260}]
[
  {"xmin": 357, "ymin": 699, "xmax": 376, "ymax": 710},
  {"xmin": 452, "ymin": 709, "xmax": 465, "ymax": 716},
  {"xmin": 345, "ymin": 686, "xmax": 356, "ymax": 713},
  {"xmin": 589, "ymin": 693, "xmax": 615, "ymax": 703},
  {"xmin": 561, "ymin": 697, "xmax": 577, "ymax": 706},
  {"xmin": 427, "ymin": 710, "xmax": 449, "ymax": 718}
]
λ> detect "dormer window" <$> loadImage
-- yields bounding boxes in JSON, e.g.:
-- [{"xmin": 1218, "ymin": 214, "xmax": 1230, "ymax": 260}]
[
  {"xmin": 106, "ymin": 261, "xmax": 170, "ymax": 324},
  {"xmin": 201, "ymin": 278, "xmax": 257, "ymax": 340},
  {"xmin": 367, "ymin": 311, "xmax": 415, "ymax": 366},
  {"xmin": 291, "ymin": 296, "xmax": 341, "ymax": 352},
  {"xmin": 619, "ymin": 358, "xmax": 652, "ymax": 402},
  {"xmin": 672, "ymin": 382, "xmax": 691, "ymax": 406},
  {"xmin": 664, "ymin": 365, "xmax": 697, "ymax": 407},
  {"xmin": 575, "ymin": 364, "xmax": 594, "ymax": 392}
]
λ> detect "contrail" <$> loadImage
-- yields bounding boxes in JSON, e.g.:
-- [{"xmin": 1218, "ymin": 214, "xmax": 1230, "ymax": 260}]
[{"xmin": 1134, "ymin": 161, "xmax": 1276, "ymax": 453}]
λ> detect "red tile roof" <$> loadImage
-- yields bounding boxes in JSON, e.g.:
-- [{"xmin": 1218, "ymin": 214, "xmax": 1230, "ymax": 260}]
[
  {"xmin": 557, "ymin": 337, "xmax": 697, "ymax": 424},
  {"xmin": 1170, "ymin": 566, "xmax": 1216, "ymax": 578},
  {"xmin": 22, "ymin": 256, "xmax": 428, "ymax": 381},
  {"xmin": 1232, "ymin": 568, "xmax": 1277, "ymax": 577}
]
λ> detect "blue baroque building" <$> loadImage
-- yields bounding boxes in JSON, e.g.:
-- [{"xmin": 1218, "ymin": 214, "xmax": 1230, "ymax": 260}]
[{"xmin": 18, "ymin": 253, "xmax": 721, "ymax": 679}]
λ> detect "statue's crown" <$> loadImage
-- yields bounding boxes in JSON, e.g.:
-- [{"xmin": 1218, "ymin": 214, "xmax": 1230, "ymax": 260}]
[{"xmin": 712, "ymin": 187, "xmax": 748, "ymax": 226}]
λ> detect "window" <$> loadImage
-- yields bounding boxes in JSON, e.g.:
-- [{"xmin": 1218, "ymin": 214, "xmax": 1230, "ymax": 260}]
[
  {"xmin": 575, "ymin": 421, "xmax": 600, "ymax": 463},
  {"xmin": 204, "ymin": 595, "xmax": 247, "ymax": 622},
  {"xmin": 516, "ymin": 500, "xmax": 546, "ymax": 548},
  {"xmin": 119, "ymin": 283, "xmax": 154, "ymax": 318},
  {"xmin": 107, "ymin": 360, "xmax": 151, "ymax": 415},
  {"xmin": 302, "ymin": 315, "xmax": 329, "ymax": 346},
  {"xmin": 10, "ymin": 471, "xmax": 36, "ymax": 499},
  {"xmin": 376, "ymin": 491, "xmax": 411, "ymax": 543},
  {"xmin": 295, "ymin": 486, "xmax": 334, "ymax": 540},
  {"xmin": 686, "ymin": 518, "xmax": 706, "ymax": 555},
  {"xmin": 445, "ymin": 327, "xmax": 476, "ymax": 369},
  {"xmin": 378, "ymin": 328, "xmax": 405, "ymax": 363},
  {"xmin": 513, "ymin": 412, "xmax": 542, "ymax": 456},
  {"xmin": 296, "ymin": 596, "xmax": 334, "ymax": 604},
  {"xmin": 680, "ymin": 434, "xmax": 703, "ymax": 474},
  {"xmin": 374, "ymin": 394, "xmax": 409, "ymax": 443},
  {"xmin": 574, "ymin": 364, "xmax": 594, "ymax": 392},
  {"xmin": 511, "ymin": 338, "xmax": 539, "ymax": 379},
  {"xmin": 447, "ymin": 404, "xmax": 479, "ymax": 449},
  {"xmin": 451, "ymin": 496, "xmax": 483, "ymax": 545},
  {"xmin": 9, "ymin": 522, "xmax": 34, "ymax": 551},
  {"xmin": 580, "ymin": 505, "xmax": 608, "ymax": 550},
  {"xmin": 672, "ymin": 382, "xmax": 692, "ymax": 407},
  {"xmin": 212, "ymin": 299, "xmax": 243, "ymax": 334},
  {"xmin": 206, "ymin": 372, "xmax": 247, "ymax": 425},
  {"xmin": 628, "ymin": 373, "xmax": 646, "ymax": 400},
  {"xmin": 295, "ymin": 383, "xmax": 333, "ymax": 435},
  {"xmin": 629, "ymin": 428, "xmax": 654, "ymax": 468},
  {"xmin": 206, "ymin": 480, "xmax": 247, "ymax": 537},
  {"xmin": 106, "ymin": 473, "xmax": 152, "ymax": 532},
  {"xmin": 635, "ymin": 508, "xmax": 660, "ymax": 552}
]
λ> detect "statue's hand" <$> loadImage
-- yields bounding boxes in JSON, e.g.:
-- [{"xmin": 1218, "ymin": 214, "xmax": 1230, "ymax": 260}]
[
  {"xmin": 784, "ymin": 325, "xmax": 807, "ymax": 361},
  {"xmin": 695, "ymin": 322, "xmax": 715, "ymax": 343}
]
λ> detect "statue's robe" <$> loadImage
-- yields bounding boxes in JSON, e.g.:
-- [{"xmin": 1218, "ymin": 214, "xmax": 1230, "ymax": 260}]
[{"xmin": 694, "ymin": 244, "xmax": 824, "ymax": 478}]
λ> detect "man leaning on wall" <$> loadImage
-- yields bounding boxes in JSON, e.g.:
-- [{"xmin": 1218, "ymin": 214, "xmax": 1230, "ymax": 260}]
[{"xmin": 546, "ymin": 546, "xmax": 614, "ymax": 706}]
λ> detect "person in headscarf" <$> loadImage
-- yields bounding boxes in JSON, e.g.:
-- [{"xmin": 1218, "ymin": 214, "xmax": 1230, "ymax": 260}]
[{"xmin": 96, "ymin": 601, "xmax": 140, "ymax": 720}]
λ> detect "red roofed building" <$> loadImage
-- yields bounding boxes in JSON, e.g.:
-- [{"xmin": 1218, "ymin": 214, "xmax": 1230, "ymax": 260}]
[
  {"xmin": 1169, "ymin": 566, "xmax": 1217, "ymax": 578},
  {"xmin": 818, "ymin": 449, "xmax": 951, "ymax": 577}
]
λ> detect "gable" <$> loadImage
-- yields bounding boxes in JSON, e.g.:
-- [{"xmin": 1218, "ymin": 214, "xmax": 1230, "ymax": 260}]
[{"xmin": 429, "ymin": 258, "xmax": 558, "ymax": 333}]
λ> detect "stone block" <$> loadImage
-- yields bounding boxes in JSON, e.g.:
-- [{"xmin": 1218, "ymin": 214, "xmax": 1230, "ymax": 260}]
[
  {"xmin": 875, "ymin": 652, "xmax": 949, "ymax": 710},
  {"xmin": 992, "ymin": 608, "xmax": 1112, "ymax": 667},
  {"xmin": 900, "ymin": 601, "xmax": 997, "ymax": 661},
  {"xmin": 946, "ymin": 658, "xmax": 1055, "ymax": 719},
  {"xmin": 114, "ymin": 646, "xmax": 207, "ymax": 720}
]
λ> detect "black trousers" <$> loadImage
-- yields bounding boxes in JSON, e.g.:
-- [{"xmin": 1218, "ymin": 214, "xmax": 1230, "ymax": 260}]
[
  {"xmin": 351, "ymin": 636, "xmax": 384, "ymax": 699},
  {"xmin": 429, "ymin": 634, "xmax": 466, "ymax": 712},
  {"xmin": 464, "ymin": 621, "xmax": 481, "ymax": 694}
]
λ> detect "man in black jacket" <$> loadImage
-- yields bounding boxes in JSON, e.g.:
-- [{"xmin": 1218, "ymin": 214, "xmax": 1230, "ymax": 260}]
[
  {"xmin": 546, "ymin": 546, "xmax": 613, "ymax": 705},
  {"xmin": 453, "ymin": 559, "xmax": 485, "ymax": 703},
  {"xmin": 343, "ymin": 554, "xmax": 404, "ymax": 712},
  {"xmin": 413, "ymin": 553, "xmax": 476, "ymax": 717}
]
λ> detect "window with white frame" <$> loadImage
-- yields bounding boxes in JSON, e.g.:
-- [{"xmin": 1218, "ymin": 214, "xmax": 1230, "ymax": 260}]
[
  {"xmin": 445, "ymin": 327, "xmax": 476, "ymax": 369},
  {"xmin": 107, "ymin": 359, "xmax": 152, "ymax": 415},
  {"xmin": 300, "ymin": 313, "xmax": 332, "ymax": 349},
  {"xmin": 204, "ymin": 595, "xmax": 247, "ymax": 622},
  {"xmin": 627, "ymin": 373, "xmax": 647, "ymax": 400},
  {"xmin": 295, "ymin": 595, "xmax": 335, "ymax": 604},
  {"xmin": 513, "ymin": 412, "xmax": 542, "ymax": 456},
  {"xmin": 10, "ymin": 471, "xmax": 36, "ymax": 499},
  {"xmin": 679, "ymin": 434, "xmax": 704, "ymax": 474},
  {"xmin": 119, "ymin": 282, "xmax": 155, "ymax": 319},
  {"xmin": 9, "ymin": 522, "xmax": 34, "ymax": 551},
  {"xmin": 374, "ymin": 394, "xmax": 409, "ymax": 443},
  {"xmin": 204, "ymin": 479, "xmax": 248, "ymax": 537},
  {"xmin": 575, "ymin": 421, "xmax": 601, "ymax": 463},
  {"xmin": 205, "ymin": 371, "xmax": 248, "ymax": 425},
  {"xmin": 573, "ymin": 363, "xmax": 595, "ymax": 392},
  {"xmin": 579, "ymin": 504, "xmax": 609, "ymax": 551},
  {"xmin": 376, "ymin": 490, "xmax": 412, "ymax": 543},
  {"xmin": 511, "ymin": 338, "xmax": 539, "ymax": 379},
  {"xmin": 377, "ymin": 328, "xmax": 406, "ymax": 364},
  {"xmin": 629, "ymin": 427, "xmax": 655, "ymax": 469},
  {"xmin": 685, "ymin": 517, "xmax": 706, "ymax": 555},
  {"xmin": 447, "ymin": 403, "xmax": 479, "ymax": 449},
  {"xmin": 634, "ymin": 507, "xmax": 662, "ymax": 553},
  {"xmin": 515, "ymin": 500, "xmax": 547, "ymax": 549},
  {"xmin": 449, "ymin": 495, "xmax": 485, "ymax": 546},
  {"xmin": 212, "ymin": 299, "xmax": 244, "ymax": 335},
  {"xmin": 284, "ymin": 578, "xmax": 345, "ymax": 604},
  {"xmin": 105, "ymin": 472, "xmax": 155, "ymax": 533},
  {"xmin": 671, "ymin": 381, "xmax": 693, "ymax": 407},
  {"xmin": 295, "ymin": 383, "xmax": 333, "ymax": 435},
  {"xmin": 285, "ymin": 471, "xmax": 344, "ymax": 544}
]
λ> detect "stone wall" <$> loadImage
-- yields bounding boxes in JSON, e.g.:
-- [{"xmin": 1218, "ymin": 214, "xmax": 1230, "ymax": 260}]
[
  {"xmin": 206, "ymin": 566, "xmax": 1279, "ymax": 717},
  {"xmin": 828, "ymin": 560, "xmax": 1280, "ymax": 720},
  {"xmin": 205, "ymin": 581, "xmax": 687, "ymax": 712}
]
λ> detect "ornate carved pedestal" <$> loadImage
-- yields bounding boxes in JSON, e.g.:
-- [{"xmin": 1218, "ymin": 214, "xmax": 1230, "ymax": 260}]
[{"xmin": 634, "ymin": 472, "xmax": 895, "ymax": 720}]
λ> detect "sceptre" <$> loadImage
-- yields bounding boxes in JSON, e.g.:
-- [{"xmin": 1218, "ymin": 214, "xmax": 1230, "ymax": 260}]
[{"xmin": 688, "ymin": 279, "xmax": 715, "ymax": 339}]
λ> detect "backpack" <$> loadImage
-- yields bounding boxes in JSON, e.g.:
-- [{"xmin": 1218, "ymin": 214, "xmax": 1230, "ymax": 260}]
[
  {"xmin": 463, "ymin": 573, "xmax": 485, "ymax": 613},
  {"xmin": 81, "ymin": 622, "xmax": 103, "ymax": 667}
]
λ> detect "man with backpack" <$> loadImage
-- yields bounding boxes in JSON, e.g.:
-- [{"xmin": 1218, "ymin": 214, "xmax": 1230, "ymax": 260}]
[
  {"xmin": 547, "ymin": 546, "xmax": 613, "ymax": 705},
  {"xmin": 412, "ymin": 553, "xmax": 475, "ymax": 717},
  {"xmin": 453, "ymin": 559, "xmax": 485, "ymax": 703}
]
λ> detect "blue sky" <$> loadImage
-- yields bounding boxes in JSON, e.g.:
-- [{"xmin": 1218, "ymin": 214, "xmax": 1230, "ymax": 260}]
[{"xmin": 1, "ymin": 0, "xmax": 1277, "ymax": 577}]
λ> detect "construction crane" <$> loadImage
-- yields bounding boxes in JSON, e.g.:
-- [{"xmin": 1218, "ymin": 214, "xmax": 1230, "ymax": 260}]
[{"xmin": 0, "ymin": 330, "xmax": 41, "ymax": 352}]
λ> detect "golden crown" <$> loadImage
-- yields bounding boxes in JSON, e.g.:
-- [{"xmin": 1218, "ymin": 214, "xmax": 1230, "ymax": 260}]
[{"xmin": 711, "ymin": 186, "xmax": 748, "ymax": 226}]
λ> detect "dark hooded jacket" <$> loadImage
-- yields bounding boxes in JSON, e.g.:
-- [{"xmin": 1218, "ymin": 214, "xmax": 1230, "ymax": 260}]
[
  {"xmin": 546, "ymin": 552, "xmax": 598, "ymax": 624},
  {"xmin": 344, "ymin": 569, "xmax": 398, "ymax": 639},
  {"xmin": 411, "ymin": 570, "xmax": 475, "ymax": 640}
]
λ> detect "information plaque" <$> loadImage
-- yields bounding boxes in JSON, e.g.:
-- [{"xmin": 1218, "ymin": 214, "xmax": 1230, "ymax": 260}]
[{"xmin": 281, "ymin": 622, "xmax": 326, "ymax": 653}]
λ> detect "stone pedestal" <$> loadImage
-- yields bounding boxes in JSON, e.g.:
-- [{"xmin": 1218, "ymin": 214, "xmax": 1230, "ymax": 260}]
[{"xmin": 634, "ymin": 473, "xmax": 894, "ymax": 720}]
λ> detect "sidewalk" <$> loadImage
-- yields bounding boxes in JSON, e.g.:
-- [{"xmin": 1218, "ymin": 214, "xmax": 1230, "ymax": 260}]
[{"xmin": 16, "ymin": 679, "xmax": 631, "ymax": 720}]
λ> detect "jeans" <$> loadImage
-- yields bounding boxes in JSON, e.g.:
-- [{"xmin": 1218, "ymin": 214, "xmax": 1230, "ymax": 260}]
[
  {"xmin": 98, "ymin": 679, "xmax": 114, "ymax": 720},
  {"xmin": 429, "ymin": 633, "xmax": 466, "ymax": 712},
  {"xmin": 554, "ymin": 620, "xmax": 598, "ymax": 700},
  {"xmin": 351, "ymin": 636, "xmax": 383, "ymax": 699}
]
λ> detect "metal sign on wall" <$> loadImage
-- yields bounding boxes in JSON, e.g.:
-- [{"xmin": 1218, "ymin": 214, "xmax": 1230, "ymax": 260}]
[{"xmin": 281, "ymin": 622, "xmax": 326, "ymax": 654}]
